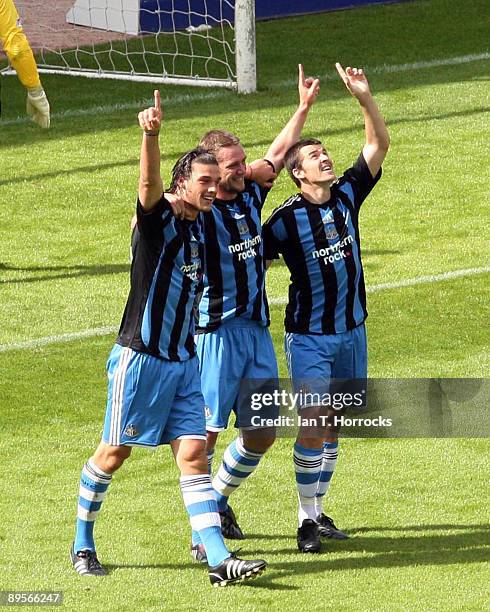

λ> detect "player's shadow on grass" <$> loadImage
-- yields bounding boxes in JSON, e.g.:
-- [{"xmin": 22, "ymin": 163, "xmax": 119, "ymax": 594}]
[
  {"xmin": 104, "ymin": 561, "xmax": 297, "ymax": 590},
  {"xmin": 244, "ymin": 524, "xmax": 490, "ymax": 576},
  {"xmin": 0, "ymin": 262, "xmax": 129, "ymax": 284}
]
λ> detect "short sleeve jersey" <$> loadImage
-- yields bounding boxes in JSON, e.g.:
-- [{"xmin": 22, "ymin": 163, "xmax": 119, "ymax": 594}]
[
  {"xmin": 263, "ymin": 153, "xmax": 381, "ymax": 335},
  {"xmin": 117, "ymin": 195, "xmax": 203, "ymax": 361},
  {"xmin": 196, "ymin": 180, "xmax": 270, "ymax": 332}
]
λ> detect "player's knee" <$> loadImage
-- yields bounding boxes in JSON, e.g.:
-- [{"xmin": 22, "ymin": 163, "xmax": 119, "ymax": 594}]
[
  {"xmin": 177, "ymin": 440, "xmax": 207, "ymax": 472},
  {"xmin": 93, "ymin": 444, "xmax": 131, "ymax": 473},
  {"xmin": 242, "ymin": 430, "xmax": 276, "ymax": 453}
]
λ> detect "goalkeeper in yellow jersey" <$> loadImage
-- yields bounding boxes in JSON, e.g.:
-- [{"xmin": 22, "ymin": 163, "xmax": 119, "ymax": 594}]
[{"xmin": 0, "ymin": 0, "xmax": 50, "ymax": 127}]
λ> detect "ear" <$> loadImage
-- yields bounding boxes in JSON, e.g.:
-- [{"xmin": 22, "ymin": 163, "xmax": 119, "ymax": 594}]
[
  {"xmin": 292, "ymin": 166, "xmax": 304, "ymax": 181},
  {"xmin": 176, "ymin": 175, "xmax": 187, "ymax": 195}
]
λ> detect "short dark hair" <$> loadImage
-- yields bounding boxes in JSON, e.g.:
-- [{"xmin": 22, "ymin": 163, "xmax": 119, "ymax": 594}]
[
  {"xmin": 169, "ymin": 147, "xmax": 217, "ymax": 192},
  {"xmin": 284, "ymin": 138, "xmax": 323, "ymax": 187},
  {"xmin": 199, "ymin": 129, "xmax": 241, "ymax": 156}
]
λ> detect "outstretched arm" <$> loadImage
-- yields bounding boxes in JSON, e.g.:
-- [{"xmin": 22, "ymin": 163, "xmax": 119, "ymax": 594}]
[
  {"xmin": 138, "ymin": 90, "xmax": 164, "ymax": 211},
  {"xmin": 262, "ymin": 64, "xmax": 320, "ymax": 173},
  {"xmin": 0, "ymin": 0, "xmax": 50, "ymax": 127},
  {"xmin": 336, "ymin": 63, "xmax": 389, "ymax": 177}
]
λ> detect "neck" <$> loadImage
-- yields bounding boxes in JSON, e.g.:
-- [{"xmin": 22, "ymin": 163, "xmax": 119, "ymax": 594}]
[
  {"xmin": 300, "ymin": 182, "xmax": 332, "ymax": 205},
  {"xmin": 183, "ymin": 203, "xmax": 199, "ymax": 221},
  {"xmin": 216, "ymin": 187, "xmax": 237, "ymax": 201}
]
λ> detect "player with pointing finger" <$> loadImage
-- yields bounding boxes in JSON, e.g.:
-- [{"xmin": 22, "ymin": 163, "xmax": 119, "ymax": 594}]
[
  {"xmin": 71, "ymin": 90, "xmax": 267, "ymax": 586},
  {"xmin": 263, "ymin": 63, "xmax": 390, "ymax": 553}
]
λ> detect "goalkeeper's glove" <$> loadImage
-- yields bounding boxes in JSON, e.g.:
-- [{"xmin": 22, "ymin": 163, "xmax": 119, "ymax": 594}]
[{"xmin": 26, "ymin": 86, "xmax": 50, "ymax": 128}]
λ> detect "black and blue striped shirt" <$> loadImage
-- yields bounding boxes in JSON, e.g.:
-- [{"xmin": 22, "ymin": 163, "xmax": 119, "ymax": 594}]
[
  {"xmin": 117, "ymin": 196, "xmax": 203, "ymax": 361},
  {"xmin": 196, "ymin": 180, "xmax": 270, "ymax": 332},
  {"xmin": 263, "ymin": 153, "xmax": 381, "ymax": 335}
]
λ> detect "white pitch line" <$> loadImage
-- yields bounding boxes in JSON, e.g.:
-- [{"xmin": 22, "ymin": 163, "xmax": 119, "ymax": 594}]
[
  {"xmin": 1, "ymin": 52, "xmax": 489, "ymax": 127},
  {"xmin": 0, "ymin": 326, "xmax": 117, "ymax": 353},
  {"xmin": 268, "ymin": 266, "xmax": 490, "ymax": 305},
  {"xmin": 0, "ymin": 266, "xmax": 488, "ymax": 353}
]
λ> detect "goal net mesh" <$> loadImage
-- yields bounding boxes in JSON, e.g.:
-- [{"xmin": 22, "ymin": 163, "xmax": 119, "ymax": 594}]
[{"xmin": 7, "ymin": 1, "xmax": 238, "ymax": 88}]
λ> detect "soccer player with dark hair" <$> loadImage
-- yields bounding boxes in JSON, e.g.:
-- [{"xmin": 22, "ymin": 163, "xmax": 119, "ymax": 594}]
[
  {"xmin": 0, "ymin": 0, "xmax": 50, "ymax": 127},
  {"xmin": 263, "ymin": 64, "xmax": 390, "ymax": 552},
  {"xmin": 71, "ymin": 91, "xmax": 267, "ymax": 586},
  {"xmin": 192, "ymin": 65, "xmax": 320, "ymax": 549}
]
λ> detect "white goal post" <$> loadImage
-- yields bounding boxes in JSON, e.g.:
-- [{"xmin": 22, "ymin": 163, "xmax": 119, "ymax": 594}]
[{"xmin": 1, "ymin": 0, "xmax": 257, "ymax": 93}]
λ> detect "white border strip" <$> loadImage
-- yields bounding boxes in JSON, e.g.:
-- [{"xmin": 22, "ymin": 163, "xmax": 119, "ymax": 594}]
[
  {"xmin": 0, "ymin": 266, "xmax": 488, "ymax": 353},
  {"xmin": 268, "ymin": 266, "xmax": 490, "ymax": 306},
  {"xmin": 0, "ymin": 53, "xmax": 488, "ymax": 127},
  {"xmin": 0, "ymin": 326, "xmax": 117, "ymax": 353}
]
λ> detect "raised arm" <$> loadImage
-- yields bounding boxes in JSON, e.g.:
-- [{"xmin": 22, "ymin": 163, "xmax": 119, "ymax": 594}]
[
  {"xmin": 262, "ymin": 64, "xmax": 320, "ymax": 173},
  {"xmin": 335, "ymin": 63, "xmax": 390, "ymax": 177},
  {"xmin": 138, "ymin": 90, "xmax": 164, "ymax": 210}
]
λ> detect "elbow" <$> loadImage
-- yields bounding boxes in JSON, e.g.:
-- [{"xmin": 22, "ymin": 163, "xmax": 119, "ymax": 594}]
[{"xmin": 139, "ymin": 177, "xmax": 158, "ymax": 191}]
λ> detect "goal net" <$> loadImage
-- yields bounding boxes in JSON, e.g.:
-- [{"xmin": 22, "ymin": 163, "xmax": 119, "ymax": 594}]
[{"xmin": 2, "ymin": 0, "xmax": 256, "ymax": 92}]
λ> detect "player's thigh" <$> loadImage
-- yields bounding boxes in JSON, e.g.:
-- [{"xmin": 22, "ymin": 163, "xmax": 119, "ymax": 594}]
[
  {"xmin": 236, "ymin": 327, "xmax": 279, "ymax": 432},
  {"xmin": 284, "ymin": 332, "xmax": 335, "ymax": 394},
  {"xmin": 331, "ymin": 323, "xmax": 367, "ymax": 380},
  {"xmin": 103, "ymin": 345, "xmax": 179, "ymax": 447},
  {"xmin": 162, "ymin": 356, "xmax": 207, "ymax": 445},
  {"xmin": 196, "ymin": 329, "xmax": 245, "ymax": 431}
]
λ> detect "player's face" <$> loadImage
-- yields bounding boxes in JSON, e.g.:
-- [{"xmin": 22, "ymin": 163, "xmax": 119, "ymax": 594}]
[
  {"xmin": 216, "ymin": 144, "xmax": 247, "ymax": 195},
  {"xmin": 295, "ymin": 144, "xmax": 336, "ymax": 186},
  {"xmin": 183, "ymin": 163, "xmax": 220, "ymax": 213}
]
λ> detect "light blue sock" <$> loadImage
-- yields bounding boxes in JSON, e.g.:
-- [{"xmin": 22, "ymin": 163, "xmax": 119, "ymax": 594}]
[
  {"xmin": 212, "ymin": 438, "xmax": 263, "ymax": 512},
  {"xmin": 180, "ymin": 474, "xmax": 229, "ymax": 567},
  {"xmin": 293, "ymin": 442, "xmax": 322, "ymax": 525},
  {"xmin": 74, "ymin": 459, "xmax": 112, "ymax": 553},
  {"xmin": 315, "ymin": 441, "xmax": 339, "ymax": 516}
]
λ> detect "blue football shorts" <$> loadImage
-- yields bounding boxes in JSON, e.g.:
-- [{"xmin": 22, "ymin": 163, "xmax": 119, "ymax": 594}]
[
  {"xmin": 284, "ymin": 323, "xmax": 367, "ymax": 409},
  {"xmin": 196, "ymin": 319, "xmax": 278, "ymax": 432},
  {"xmin": 102, "ymin": 344, "xmax": 206, "ymax": 447}
]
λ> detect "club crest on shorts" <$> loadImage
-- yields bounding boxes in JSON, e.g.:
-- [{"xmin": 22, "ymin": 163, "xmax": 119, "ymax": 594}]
[
  {"xmin": 205, "ymin": 406, "xmax": 211, "ymax": 419},
  {"xmin": 237, "ymin": 219, "xmax": 248, "ymax": 236},
  {"xmin": 123, "ymin": 424, "xmax": 139, "ymax": 438}
]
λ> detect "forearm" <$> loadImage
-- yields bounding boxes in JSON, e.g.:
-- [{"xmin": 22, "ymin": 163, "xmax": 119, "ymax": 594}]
[
  {"xmin": 265, "ymin": 102, "xmax": 311, "ymax": 172},
  {"xmin": 138, "ymin": 132, "xmax": 164, "ymax": 209},
  {"xmin": 360, "ymin": 95, "xmax": 390, "ymax": 151},
  {"xmin": 359, "ymin": 95, "xmax": 389, "ymax": 176}
]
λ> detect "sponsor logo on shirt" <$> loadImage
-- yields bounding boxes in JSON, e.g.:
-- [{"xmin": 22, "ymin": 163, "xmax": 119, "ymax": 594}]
[
  {"xmin": 228, "ymin": 235, "xmax": 261, "ymax": 261},
  {"xmin": 312, "ymin": 234, "xmax": 354, "ymax": 264}
]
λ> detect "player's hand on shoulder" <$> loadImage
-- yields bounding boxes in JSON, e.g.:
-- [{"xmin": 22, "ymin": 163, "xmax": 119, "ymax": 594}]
[
  {"xmin": 165, "ymin": 192, "xmax": 186, "ymax": 219},
  {"xmin": 248, "ymin": 159, "xmax": 277, "ymax": 188},
  {"xmin": 298, "ymin": 63, "xmax": 320, "ymax": 109},
  {"xmin": 335, "ymin": 63, "xmax": 371, "ymax": 101},
  {"xmin": 138, "ymin": 90, "xmax": 162, "ymax": 133}
]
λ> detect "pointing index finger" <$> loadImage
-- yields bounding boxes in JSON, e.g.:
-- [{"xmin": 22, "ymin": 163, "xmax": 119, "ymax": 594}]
[
  {"xmin": 154, "ymin": 89, "xmax": 161, "ymax": 110},
  {"xmin": 298, "ymin": 63, "xmax": 305, "ymax": 84},
  {"xmin": 335, "ymin": 62, "xmax": 347, "ymax": 82}
]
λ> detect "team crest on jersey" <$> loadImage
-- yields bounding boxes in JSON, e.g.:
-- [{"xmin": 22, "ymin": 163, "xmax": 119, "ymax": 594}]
[
  {"xmin": 237, "ymin": 219, "xmax": 248, "ymax": 236},
  {"xmin": 324, "ymin": 225, "xmax": 338, "ymax": 240},
  {"xmin": 123, "ymin": 424, "xmax": 139, "ymax": 438},
  {"xmin": 190, "ymin": 243, "xmax": 199, "ymax": 260}
]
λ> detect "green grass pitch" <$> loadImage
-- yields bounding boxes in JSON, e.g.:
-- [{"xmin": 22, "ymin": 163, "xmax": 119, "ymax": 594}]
[{"xmin": 0, "ymin": 0, "xmax": 489, "ymax": 609}]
